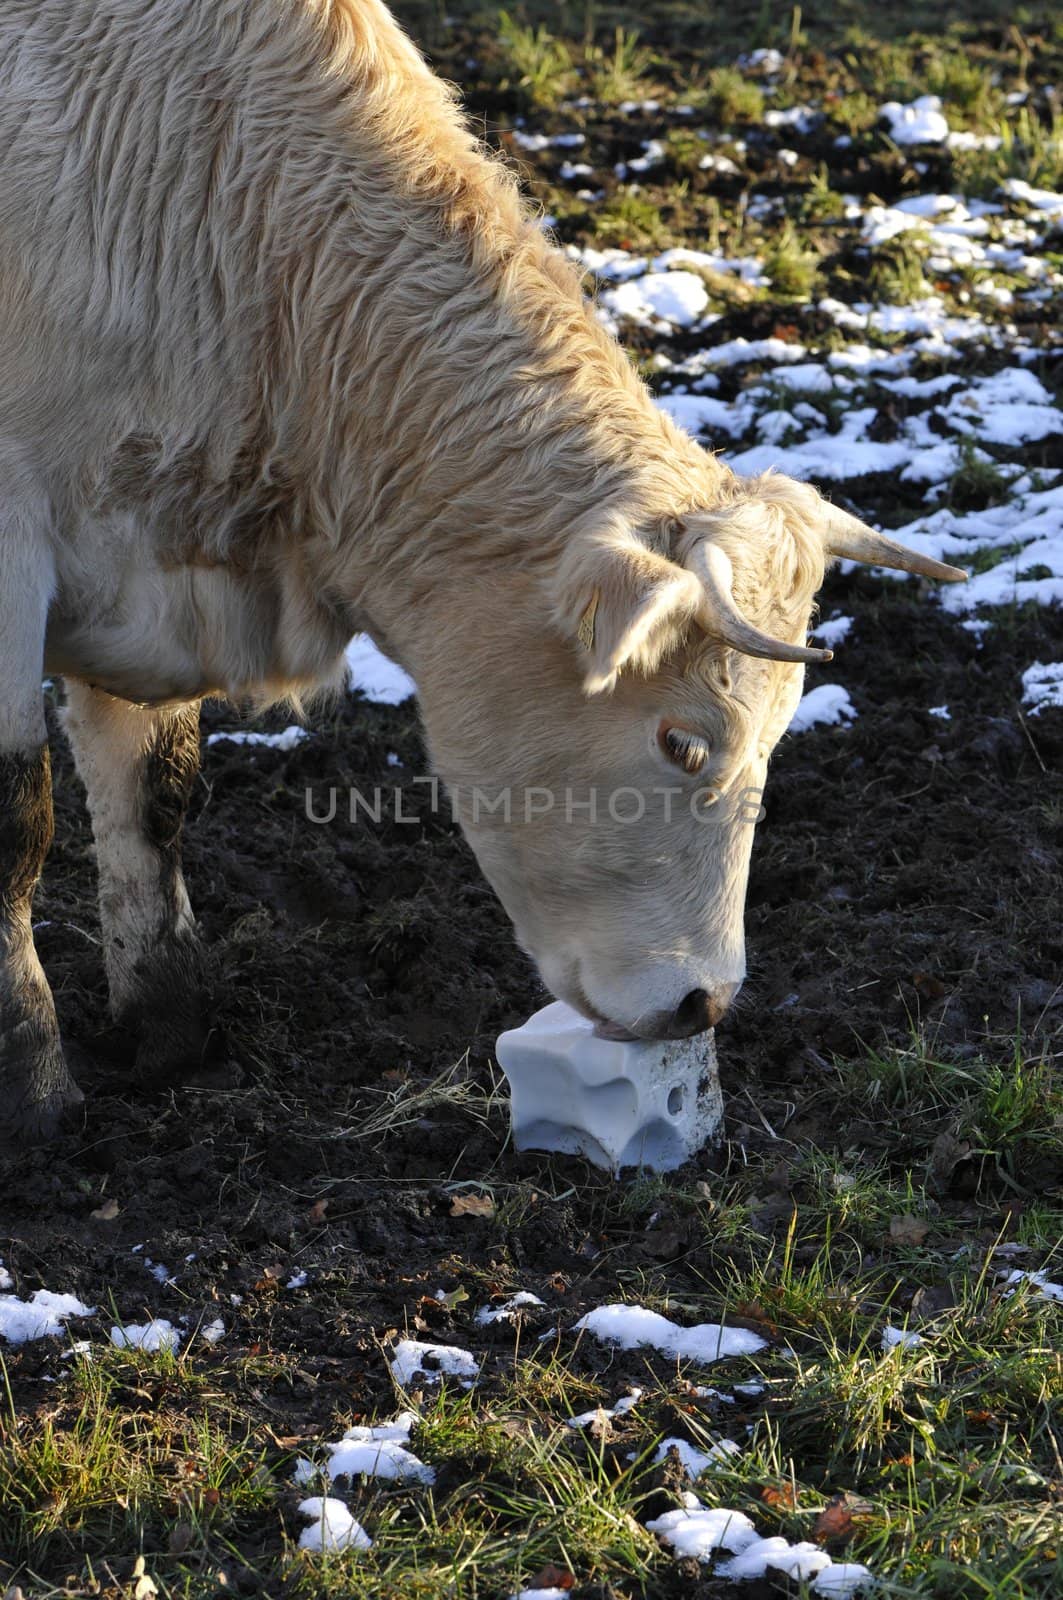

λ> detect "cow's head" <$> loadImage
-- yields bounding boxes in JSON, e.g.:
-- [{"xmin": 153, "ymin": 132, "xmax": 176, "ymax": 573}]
[{"xmin": 416, "ymin": 472, "xmax": 964, "ymax": 1040}]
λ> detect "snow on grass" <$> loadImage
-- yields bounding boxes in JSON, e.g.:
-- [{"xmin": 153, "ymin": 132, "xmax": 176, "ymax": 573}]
[
  {"xmin": 297, "ymin": 1496, "xmax": 372, "ymax": 1552},
  {"xmin": 390, "ymin": 1338, "xmax": 479, "ymax": 1387},
  {"xmin": 294, "ymin": 1410, "xmax": 435, "ymax": 1487},
  {"xmin": 653, "ymin": 1436, "xmax": 741, "ymax": 1475},
  {"xmin": 1021, "ymin": 662, "xmax": 1063, "ymax": 715},
  {"xmin": 789, "ymin": 685, "xmax": 857, "ymax": 734},
  {"xmin": 206, "ymin": 726, "xmax": 308, "ymax": 750},
  {"xmin": 110, "ymin": 1319, "xmax": 180, "ymax": 1352},
  {"xmin": 574, "ymin": 1304, "xmax": 766, "ymax": 1363},
  {"xmin": 0, "ymin": 1288, "xmax": 96, "ymax": 1345},
  {"xmin": 878, "ymin": 95, "xmax": 949, "ymax": 145},
  {"xmin": 567, "ymin": 1388, "xmax": 642, "ymax": 1428},
  {"xmin": 648, "ymin": 1493, "xmax": 874, "ymax": 1593},
  {"xmin": 474, "ymin": 1291, "xmax": 545, "ymax": 1325},
  {"xmin": 602, "ymin": 270, "xmax": 710, "ymax": 328},
  {"xmin": 999, "ymin": 1268, "xmax": 1063, "ymax": 1302},
  {"xmin": 881, "ymin": 1325, "xmax": 923, "ymax": 1351},
  {"xmin": 346, "ymin": 635, "xmax": 416, "ymax": 704},
  {"xmin": 812, "ymin": 615, "xmax": 853, "ymax": 648}
]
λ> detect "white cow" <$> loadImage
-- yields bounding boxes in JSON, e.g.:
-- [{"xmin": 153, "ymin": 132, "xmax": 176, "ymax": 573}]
[{"xmin": 0, "ymin": 0, "xmax": 963, "ymax": 1135}]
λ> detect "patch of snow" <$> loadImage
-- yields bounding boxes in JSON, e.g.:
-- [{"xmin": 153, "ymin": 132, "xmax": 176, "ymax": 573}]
[
  {"xmin": 475, "ymin": 1291, "xmax": 545, "ymax": 1325},
  {"xmin": 647, "ymin": 1498, "xmax": 758, "ymax": 1559},
  {"xmin": 999, "ymin": 1268, "xmax": 1063, "ymax": 1302},
  {"xmin": 648, "ymin": 1495, "xmax": 874, "ymax": 1593},
  {"xmin": 295, "ymin": 1410, "xmax": 435, "ymax": 1487},
  {"xmin": 739, "ymin": 47, "xmax": 784, "ymax": 73},
  {"xmin": 287, "ymin": 1271, "xmax": 308, "ymax": 1289},
  {"xmin": 1021, "ymin": 662, "xmax": 1063, "ymax": 715},
  {"xmin": 574, "ymin": 1304, "xmax": 766, "ymax": 1363},
  {"xmin": 788, "ymin": 686, "xmax": 857, "ymax": 734},
  {"xmin": 346, "ymin": 636, "xmax": 416, "ymax": 704},
  {"xmin": 653, "ymin": 1436, "xmax": 741, "ymax": 1475},
  {"xmin": 602, "ymin": 271, "xmax": 710, "ymax": 328},
  {"xmin": 199, "ymin": 1318, "xmax": 226, "ymax": 1345},
  {"xmin": 390, "ymin": 1338, "xmax": 479, "ymax": 1387},
  {"xmin": 297, "ymin": 1496, "xmax": 372, "ymax": 1552},
  {"xmin": 206, "ymin": 726, "xmax": 308, "ymax": 750},
  {"xmin": 0, "ymin": 1289, "xmax": 96, "ymax": 1345},
  {"xmin": 764, "ymin": 104, "xmax": 820, "ymax": 134},
  {"xmin": 812, "ymin": 615, "xmax": 853, "ymax": 647},
  {"xmin": 655, "ymin": 392, "xmax": 752, "ymax": 439},
  {"xmin": 0, "ymin": 1263, "xmax": 12, "ymax": 1291},
  {"xmin": 110, "ymin": 1319, "xmax": 180, "ymax": 1352},
  {"xmin": 881, "ymin": 1325, "xmax": 923, "ymax": 1351},
  {"xmin": 928, "ymin": 705, "xmax": 951, "ymax": 720},
  {"xmin": 879, "ymin": 95, "xmax": 949, "ymax": 145},
  {"xmin": 719, "ymin": 1536, "xmax": 831, "ymax": 1582},
  {"xmin": 568, "ymin": 1387, "xmax": 643, "ymax": 1428}
]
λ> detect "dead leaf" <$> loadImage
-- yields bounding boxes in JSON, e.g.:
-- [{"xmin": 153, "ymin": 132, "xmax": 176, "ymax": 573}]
[
  {"xmin": 449, "ymin": 1193, "xmax": 495, "ymax": 1219},
  {"xmin": 761, "ymin": 1483, "xmax": 798, "ymax": 1510},
  {"xmin": 90, "ymin": 1197, "xmax": 120, "ymax": 1222},
  {"xmin": 306, "ymin": 1199, "xmax": 329, "ymax": 1225},
  {"xmin": 528, "ymin": 1565, "xmax": 575, "ymax": 1591},
  {"xmin": 889, "ymin": 1213, "xmax": 929, "ymax": 1247},
  {"xmin": 813, "ymin": 1495, "xmax": 855, "ymax": 1545},
  {"xmin": 912, "ymin": 971, "xmax": 947, "ymax": 1000}
]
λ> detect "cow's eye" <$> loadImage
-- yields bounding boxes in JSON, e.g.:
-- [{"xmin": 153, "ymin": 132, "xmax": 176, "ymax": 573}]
[{"xmin": 659, "ymin": 723, "xmax": 711, "ymax": 775}]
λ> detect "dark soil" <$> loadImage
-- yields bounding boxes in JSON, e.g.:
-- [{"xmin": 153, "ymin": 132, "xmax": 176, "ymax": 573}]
[{"xmin": 4, "ymin": 577, "xmax": 1061, "ymax": 1415}]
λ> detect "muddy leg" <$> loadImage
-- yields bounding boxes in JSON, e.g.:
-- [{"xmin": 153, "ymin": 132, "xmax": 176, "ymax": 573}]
[
  {"xmin": 63, "ymin": 684, "xmax": 209, "ymax": 1080},
  {"xmin": 0, "ymin": 746, "xmax": 84, "ymax": 1136},
  {"xmin": 0, "ymin": 539, "xmax": 82, "ymax": 1137}
]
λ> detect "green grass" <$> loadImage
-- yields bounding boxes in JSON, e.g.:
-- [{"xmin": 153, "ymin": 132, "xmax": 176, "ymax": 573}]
[{"xmin": 3, "ymin": 1029, "xmax": 1060, "ymax": 1597}]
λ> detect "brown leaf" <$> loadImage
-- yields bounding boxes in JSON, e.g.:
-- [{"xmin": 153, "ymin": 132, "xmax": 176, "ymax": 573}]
[
  {"xmin": 813, "ymin": 1496, "xmax": 855, "ymax": 1545},
  {"xmin": 889, "ymin": 1213, "xmax": 929, "ymax": 1247},
  {"xmin": 449, "ymin": 1193, "xmax": 495, "ymax": 1219},
  {"xmin": 528, "ymin": 1566, "xmax": 575, "ymax": 1591},
  {"xmin": 912, "ymin": 971, "xmax": 947, "ymax": 1000},
  {"xmin": 90, "ymin": 1197, "xmax": 120, "ymax": 1222},
  {"xmin": 306, "ymin": 1199, "xmax": 329, "ymax": 1225},
  {"xmin": 761, "ymin": 1483, "xmax": 798, "ymax": 1510}
]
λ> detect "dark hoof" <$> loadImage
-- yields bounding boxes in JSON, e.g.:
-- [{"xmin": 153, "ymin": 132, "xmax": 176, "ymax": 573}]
[{"xmin": 2, "ymin": 1036, "xmax": 84, "ymax": 1144}]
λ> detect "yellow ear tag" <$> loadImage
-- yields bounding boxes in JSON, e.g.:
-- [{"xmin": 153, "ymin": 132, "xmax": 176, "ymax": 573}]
[{"xmin": 577, "ymin": 591, "xmax": 599, "ymax": 652}]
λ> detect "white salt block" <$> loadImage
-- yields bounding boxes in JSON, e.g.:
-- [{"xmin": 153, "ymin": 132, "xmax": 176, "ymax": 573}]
[{"xmin": 495, "ymin": 1001, "xmax": 722, "ymax": 1175}]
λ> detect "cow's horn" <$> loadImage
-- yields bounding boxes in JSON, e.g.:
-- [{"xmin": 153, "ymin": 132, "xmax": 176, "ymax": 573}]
[
  {"xmin": 691, "ymin": 542, "xmax": 833, "ymax": 665},
  {"xmin": 825, "ymin": 507, "xmax": 968, "ymax": 583}
]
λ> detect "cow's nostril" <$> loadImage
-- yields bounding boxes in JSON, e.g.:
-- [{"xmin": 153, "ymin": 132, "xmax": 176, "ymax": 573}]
[{"xmin": 671, "ymin": 987, "xmax": 723, "ymax": 1037}]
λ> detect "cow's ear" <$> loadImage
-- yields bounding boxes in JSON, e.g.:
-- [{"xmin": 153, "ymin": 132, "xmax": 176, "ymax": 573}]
[{"xmin": 556, "ymin": 533, "xmax": 703, "ymax": 695}]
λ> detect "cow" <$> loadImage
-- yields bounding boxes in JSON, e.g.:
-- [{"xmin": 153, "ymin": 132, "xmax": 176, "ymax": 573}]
[{"xmin": 0, "ymin": 0, "xmax": 964, "ymax": 1137}]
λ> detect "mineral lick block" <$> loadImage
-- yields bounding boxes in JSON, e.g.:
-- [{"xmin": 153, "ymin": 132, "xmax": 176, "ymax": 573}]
[{"xmin": 495, "ymin": 1001, "xmax": 722, "ymax": 1175}]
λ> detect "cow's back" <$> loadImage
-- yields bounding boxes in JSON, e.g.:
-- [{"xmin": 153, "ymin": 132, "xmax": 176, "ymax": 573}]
[{"xmin": 0, "ymin": 0, "xmax": 510, "ymax": 477}]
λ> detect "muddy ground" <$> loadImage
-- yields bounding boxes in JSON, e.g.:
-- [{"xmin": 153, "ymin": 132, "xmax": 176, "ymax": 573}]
[
  {"xmin": 2, "ymin": 6, "xmax": 1063, "ymax": 1590},
  {"xmin": 5, "ymin": 568, "xmax": 1061, "ymax": 1402}
]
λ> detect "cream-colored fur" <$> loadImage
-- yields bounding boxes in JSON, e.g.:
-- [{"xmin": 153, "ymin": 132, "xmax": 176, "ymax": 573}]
[{"xmin": 0, "ymin": 0, "xmax": 835, "ymax": 1055}]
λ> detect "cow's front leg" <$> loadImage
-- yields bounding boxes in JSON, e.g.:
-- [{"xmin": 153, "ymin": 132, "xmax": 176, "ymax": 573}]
[
  {"xmin": 0, "ymin": 533, "xmax": 82, "ymax": 1138},
  {"xmin": 0, "ymin": 744, "xmax": 84, "ymax": 1136},
  {"xmin": 63, "ymin": 684, "xmax": 210, "ymax": 1080}
]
